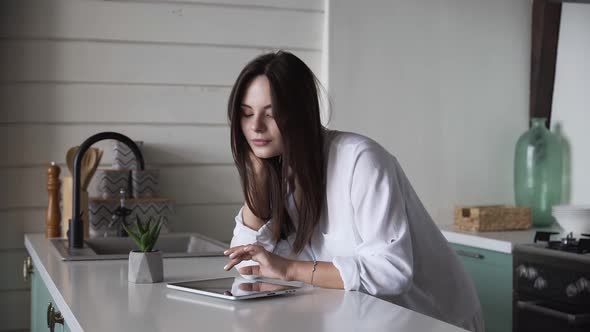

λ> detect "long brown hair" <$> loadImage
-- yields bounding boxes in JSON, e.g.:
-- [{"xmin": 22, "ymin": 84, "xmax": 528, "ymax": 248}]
[{"xmin": 227, "ymin": 51, "xmax": 326, "ymax": 254}]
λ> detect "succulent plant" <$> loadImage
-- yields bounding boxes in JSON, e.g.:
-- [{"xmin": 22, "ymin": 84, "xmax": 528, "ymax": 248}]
[{"xmin": 122, "ymin": 215, "xmax": 162, "ymax": 252}]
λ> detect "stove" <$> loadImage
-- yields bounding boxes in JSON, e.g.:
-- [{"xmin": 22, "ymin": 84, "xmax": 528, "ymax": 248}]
[
  {"xmin": 513, "ymin": 232, "xmax": 590, "ymax": 332},
  {"xmin": 534, "ymin": 231, "xmax": 590, "ymax": 254}
]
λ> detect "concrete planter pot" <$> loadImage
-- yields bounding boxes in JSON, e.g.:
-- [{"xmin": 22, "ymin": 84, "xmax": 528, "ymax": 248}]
[{"xmin": 128, "ymin": 250, "xmax": 163, "ymax": 283}]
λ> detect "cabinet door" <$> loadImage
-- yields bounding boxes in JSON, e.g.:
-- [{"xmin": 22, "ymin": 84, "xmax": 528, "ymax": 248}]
[
  {"xmin": 30, "ymin": 266, "xmax": 50, "ymax": 332},
  {"xmin": 450, "ymin": 243, "xmax": 512, "ymax": 332},
  {"xmin": 30, "ymin": 265, "xmax": 71, "ymax": 332}
]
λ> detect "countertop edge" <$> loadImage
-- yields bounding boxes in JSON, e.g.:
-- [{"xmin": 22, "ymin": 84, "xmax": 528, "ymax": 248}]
[
  {"xmin": 25, "ymin": 235, "xmax": 84, "ymax": 332},
  {"xmin": 440, "ymin": 230, "xmax": 513, "ymax": 254},
  {"xmin": 438, "ymin": 223, "xmax": 565, "ymax": 254}
]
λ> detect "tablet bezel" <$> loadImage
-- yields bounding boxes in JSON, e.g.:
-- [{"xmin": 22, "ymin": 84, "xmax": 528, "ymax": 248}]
[{"xmin": 166, "ymin": 277, "xmax": 303, "ymax": 301}]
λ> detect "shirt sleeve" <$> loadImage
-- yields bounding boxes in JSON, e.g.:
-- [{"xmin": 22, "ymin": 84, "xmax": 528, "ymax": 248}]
[
  {"xmin": 230, "ymin": 206, "xmax": 277, "ymax": 270},
  {"xmin": 332, "ymin": 144, "xmax": 414, "ymax": 298}
]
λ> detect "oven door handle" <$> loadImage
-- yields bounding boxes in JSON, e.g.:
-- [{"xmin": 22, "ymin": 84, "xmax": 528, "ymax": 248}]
[{"xmin": 517, "ymin": 300, "xmax": 590, "ymax": 325}]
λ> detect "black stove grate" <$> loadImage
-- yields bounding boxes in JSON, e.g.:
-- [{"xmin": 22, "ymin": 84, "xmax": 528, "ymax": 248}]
[{"xmin": 533, "ymin": 231, "xmax": 590, "ymax": 254}]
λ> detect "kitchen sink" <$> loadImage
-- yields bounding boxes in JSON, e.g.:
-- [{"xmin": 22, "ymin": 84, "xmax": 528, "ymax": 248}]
[{"xmin": 50, "ymin": 233, "xmax": 228, "ymax": 261}]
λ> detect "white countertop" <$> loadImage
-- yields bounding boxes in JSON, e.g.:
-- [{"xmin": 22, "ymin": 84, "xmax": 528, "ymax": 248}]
[
  {"xmin": 439, "ymin": 224, "xmax": 566, "ymax": 254},
  {"xmin": 25, "ymin": 233, "xmax": 467, "ymax": 332}
]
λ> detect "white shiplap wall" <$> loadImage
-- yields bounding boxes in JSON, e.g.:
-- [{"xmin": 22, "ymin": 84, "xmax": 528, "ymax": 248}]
[{"xmin": 0, "ymin": 0, "xmax": 325, "ymax": 330}]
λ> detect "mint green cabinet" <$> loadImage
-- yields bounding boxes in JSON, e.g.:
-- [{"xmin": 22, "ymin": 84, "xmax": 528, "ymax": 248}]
[
  {"xmin": 30, "ymin": 265, "xmax": 71, "ymax": 332},
  {"xmin": 449, "ymin": 243, "xmax": 512, "ymax": 332}
]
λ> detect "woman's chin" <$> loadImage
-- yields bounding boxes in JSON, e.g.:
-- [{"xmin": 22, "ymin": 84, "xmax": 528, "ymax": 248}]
[{"xmin": 252, "ymin": 149, "xmax": 281, "ymax": 159}]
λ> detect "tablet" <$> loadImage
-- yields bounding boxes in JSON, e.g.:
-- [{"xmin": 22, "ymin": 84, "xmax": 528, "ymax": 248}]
[{"xmin": 166, "ymin": 277, "xmax": 303, "ymax": 300}]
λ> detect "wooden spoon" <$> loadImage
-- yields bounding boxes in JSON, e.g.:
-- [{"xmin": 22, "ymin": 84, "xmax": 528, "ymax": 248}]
[
  {"xmin": 66, "ymin": 147, "xmax": 100, "ymax": 189},
  {"xmin": 80, "ymin": 148, "xmax": 97, "ymax": 191},
  {"xmin": 82, "ymin": 149, "xmax": 103, "ymax": 191},
  {"xmin": 65, "ymin": 146, "xmax": 78, "ymax": 176}
]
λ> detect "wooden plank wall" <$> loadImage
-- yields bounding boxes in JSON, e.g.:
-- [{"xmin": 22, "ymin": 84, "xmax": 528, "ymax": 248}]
[{"xmin": 0, "ymin": 0, "xmax": 325, "ymax": 330}]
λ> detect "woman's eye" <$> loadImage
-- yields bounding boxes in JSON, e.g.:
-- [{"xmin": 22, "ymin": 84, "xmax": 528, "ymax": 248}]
[
  {"xmin": 266, "ymin": 113, "xmax": 273, "ymax": 118},
  {"xmin": 242, "ymin": 113, "xmax": 253, "ymax": 118}
]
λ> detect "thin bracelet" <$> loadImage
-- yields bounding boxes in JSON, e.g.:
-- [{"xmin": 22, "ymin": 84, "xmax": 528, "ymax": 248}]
[{"xmin": 310, "ymin": 260, "xmax": 318, "ymax": 286}]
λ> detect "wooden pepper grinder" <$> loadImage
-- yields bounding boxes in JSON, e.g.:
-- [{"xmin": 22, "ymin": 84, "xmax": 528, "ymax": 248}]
[{"xmin": 46, "ymin": 162, "xmax": 61, "ymax": 238}]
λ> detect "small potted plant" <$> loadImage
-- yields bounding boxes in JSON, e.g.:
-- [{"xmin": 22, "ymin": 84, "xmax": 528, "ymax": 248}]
[{"xmin": 123, "ymin": 216, "xmax": 163, "ymax": 283}]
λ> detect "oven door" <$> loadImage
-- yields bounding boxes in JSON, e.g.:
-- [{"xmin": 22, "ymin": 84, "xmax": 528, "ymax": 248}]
[{"xmin": 514, "ymin": 297, "xmax": 590, "ymax": 332}]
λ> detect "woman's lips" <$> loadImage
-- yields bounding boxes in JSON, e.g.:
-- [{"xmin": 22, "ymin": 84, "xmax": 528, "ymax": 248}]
[{"xmin": 252, "ymin": 139, "xmax": 271, "ymax": 146}]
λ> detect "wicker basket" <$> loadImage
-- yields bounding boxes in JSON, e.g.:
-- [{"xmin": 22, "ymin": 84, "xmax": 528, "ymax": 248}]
[{"xmin": 453, "ymin": 205, "xmax": 532, "ymax": 232}]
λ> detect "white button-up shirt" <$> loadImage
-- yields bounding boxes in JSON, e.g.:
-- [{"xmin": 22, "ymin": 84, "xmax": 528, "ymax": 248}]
[{"xmin": 230, "ymin": 130, "xmax": 483, "ymax": 332}]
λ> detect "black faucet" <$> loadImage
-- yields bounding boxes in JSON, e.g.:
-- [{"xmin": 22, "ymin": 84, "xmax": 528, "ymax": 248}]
[{"xmin": 69, "ymin": 132, "xmax": 145, "ymax": 249}]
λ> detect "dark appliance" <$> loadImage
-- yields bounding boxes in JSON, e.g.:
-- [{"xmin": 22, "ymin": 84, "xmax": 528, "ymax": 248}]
[{"xmin": 513, "ymin": 231, "xmax": 590, "ymax": 332}]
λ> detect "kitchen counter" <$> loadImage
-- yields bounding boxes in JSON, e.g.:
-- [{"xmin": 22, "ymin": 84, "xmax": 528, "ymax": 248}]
[
  {"xmin": 25, "ymin": 233, "xmax": 467, "ymax": 332},
  {"xmin": 439, "ymin": 224, "xmax": 565, "ymax": 253}
]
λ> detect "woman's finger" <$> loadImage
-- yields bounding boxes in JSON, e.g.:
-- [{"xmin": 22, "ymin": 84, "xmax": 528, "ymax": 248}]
[
  {"xmin": 224, "ymin": 251, "xmax": 255, "ymax": 271},
  {"xmin": 223, "ymin": 244, "xmax": 266, "ymax": 271},
  {"xmin": 227, "ymin": 247, "xmax": 258, "ymax": 264},
  {"xmin": 223, "ymin": 246, "xmax": 239, "ymax": 256},
  {"xmin": 224, "ymin": 257, "xmax": 251, "ymax": 271},
  {"xmin": 223, "ymin": 244, "xmax": 247, "ymax": 256},
  {"xmin": 223, "ymin": 243, "xmax": 260, "ymax": 257},
  {"xmin": 244, "ymin": 246, "xmax": 268, "ymax": 264},
  {"xmin": 223, "ymin": 245, "xmax": 264, "ymax": 271},
  {"xmin": 228, "ymin": 246, "xmax": 251, "ymax": 259},
  {"xmin": 230, "ymin": 244, "xmax": 265, "ymax": 259}
]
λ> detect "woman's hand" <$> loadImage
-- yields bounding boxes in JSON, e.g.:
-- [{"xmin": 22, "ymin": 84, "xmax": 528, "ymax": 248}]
[{"xmin": 223, "ymin": 244, "xmax": 292, "ymax": 281}]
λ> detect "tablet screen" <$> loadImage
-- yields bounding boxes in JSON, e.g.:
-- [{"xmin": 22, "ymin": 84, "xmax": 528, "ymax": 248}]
[{"xmin": 168, "ymin": 277, "xmax": 301, "ymax": 299}]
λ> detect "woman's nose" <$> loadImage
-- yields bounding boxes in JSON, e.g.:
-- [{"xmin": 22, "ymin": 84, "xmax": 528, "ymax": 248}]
[{"xmin": 251, "ymin": 115, "xmax": 266, "ymax": 132}]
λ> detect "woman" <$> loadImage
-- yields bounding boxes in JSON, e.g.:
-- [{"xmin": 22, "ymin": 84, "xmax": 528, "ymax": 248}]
[{"xmin": 223, "ymin": 51, "xmax": 483, "ymax": 332}]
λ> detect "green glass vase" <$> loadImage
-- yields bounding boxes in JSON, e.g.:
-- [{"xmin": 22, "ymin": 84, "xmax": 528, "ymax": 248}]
[{"xmin": 514, "ymin": 118, "xmax": 563, "ymax": 227}]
